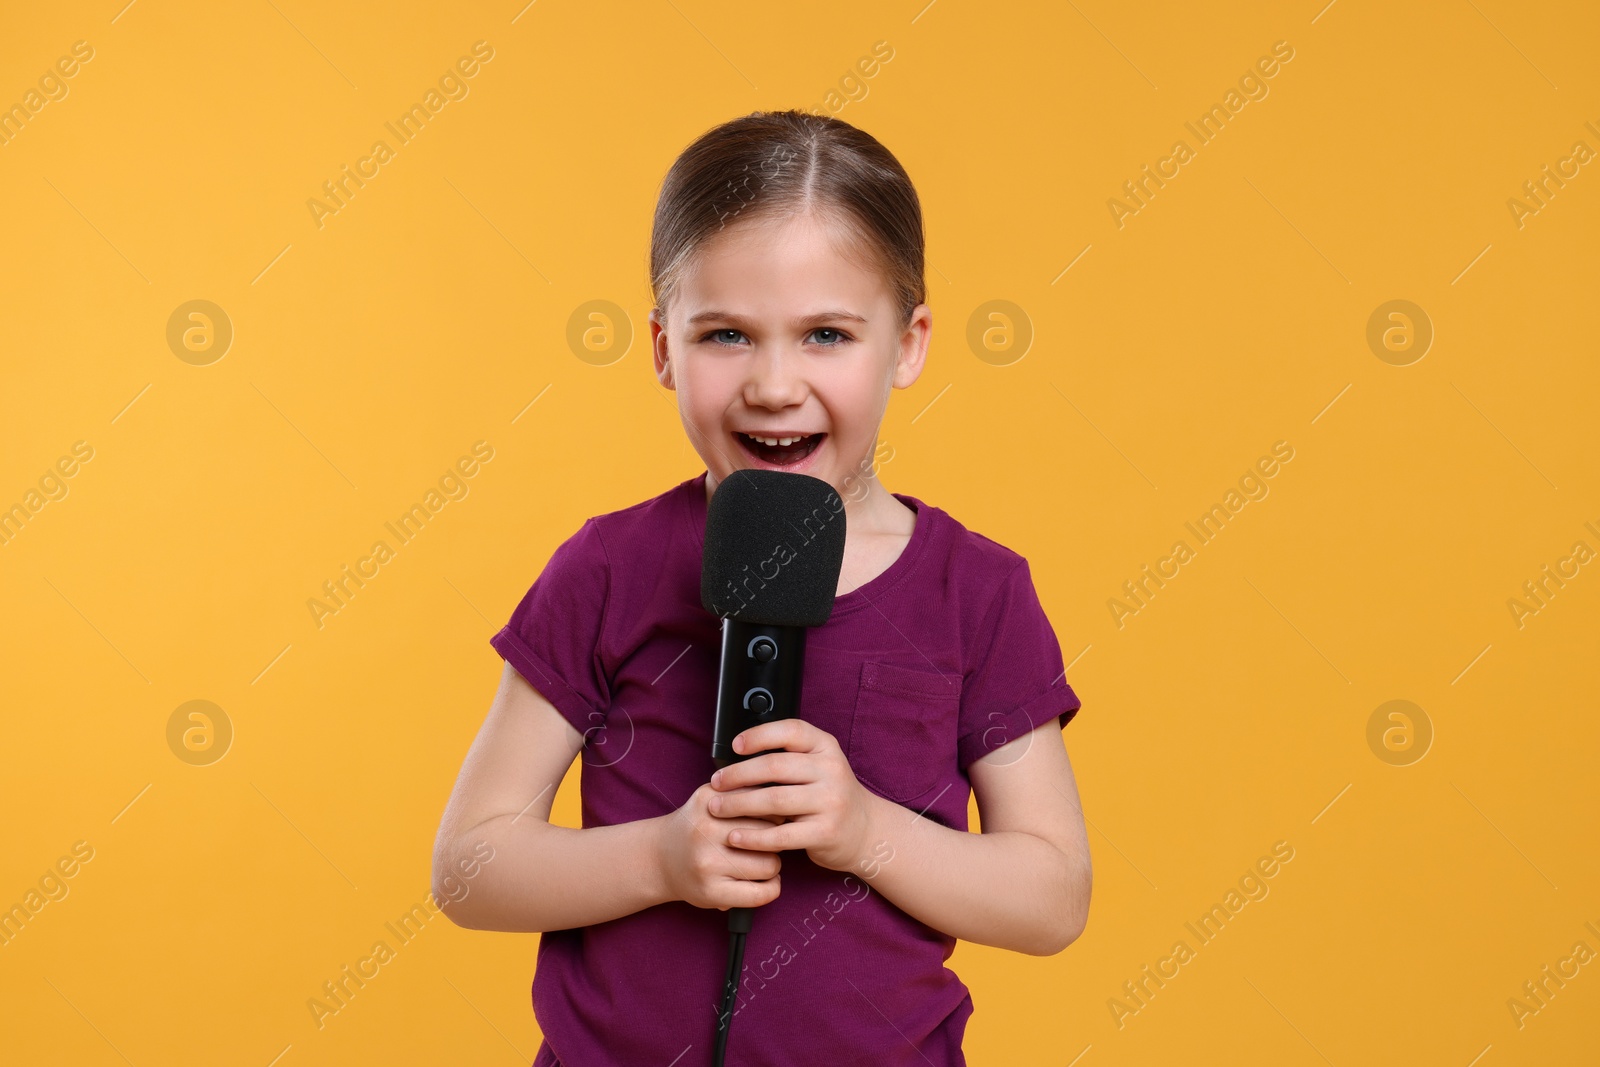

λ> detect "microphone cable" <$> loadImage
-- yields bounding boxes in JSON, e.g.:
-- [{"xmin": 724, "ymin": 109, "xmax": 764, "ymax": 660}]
[
  {"xmin": 712, "ymin": 905, "xmax": 753, "ymax": 1067},
  {"xmin": 711, "ymin": 800, "xmax": 780, "ymax": 1064}
]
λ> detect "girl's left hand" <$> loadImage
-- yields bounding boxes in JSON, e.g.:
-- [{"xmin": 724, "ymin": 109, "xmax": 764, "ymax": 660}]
[{"xmin": 707, "ymin": 719, "xmax": 876, "ymax": 874}]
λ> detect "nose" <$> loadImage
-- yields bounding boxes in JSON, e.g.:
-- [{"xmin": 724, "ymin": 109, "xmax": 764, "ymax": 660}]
[{"xmin": 743, "ymin": 347, "xmax": 808, "ymax": 410}]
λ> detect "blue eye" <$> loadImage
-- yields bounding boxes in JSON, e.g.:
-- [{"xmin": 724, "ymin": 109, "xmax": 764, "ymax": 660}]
[{"xmin": 697, "ymin": 327, "xmax": 854, "ymax": 347}]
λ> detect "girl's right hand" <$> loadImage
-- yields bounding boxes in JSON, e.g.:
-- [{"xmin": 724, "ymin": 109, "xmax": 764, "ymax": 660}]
[{"xmin": 657, "ymin": 781, "xmax": 783, "ymax": 911}]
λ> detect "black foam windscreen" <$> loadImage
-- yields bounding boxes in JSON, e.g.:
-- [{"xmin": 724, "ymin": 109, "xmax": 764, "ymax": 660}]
[{"xmin": 700, "ymin": 469, "xmax": 848, "ymax": 627}]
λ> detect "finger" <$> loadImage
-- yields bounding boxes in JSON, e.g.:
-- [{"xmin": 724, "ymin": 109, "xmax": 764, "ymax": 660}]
[
  {"xmin": 706, "ymin": 793, "xmax": 789, "ymax": 824},
  {"xmin": 725, "ymin": 820, "xmax": 809, "ymax": 853},
  {"xmin": 722, "ymin": 814, "xmax": 787, "ymax": 840},
  {"xmin": 719, "ymin": 875, "xmax": 781, "ymax": 909},
  {"xmin": 716, "ymin": 835, "xmax": 780, "ymax": 883},
  {"xmin": 710, "ymin": 784, "xmax": 810, "ymax": 820},
  {"xmin": 706, "ymin": 783, "xmax": 765, "ymax": 797},
  {"xmin": 726, "ymin": 813, "xmax": 789, "ymax": 827},
  {"xmin": 713, "ymin": 751, "xmax": 813, "ymax": 791},
  {"xmin": 724, "ymin": 850, "xmax": 782, "ymax": 880},
  {"xmin": 731, "ymin": 717, "xmax": 823, "ymax": 758},
  {"xmin": 684, "ymin": 819, "xmax": 763, "ymax": 884},
  {"xmin": 722, "ymin": 849, "xmax": 780, "ymax": 887}
]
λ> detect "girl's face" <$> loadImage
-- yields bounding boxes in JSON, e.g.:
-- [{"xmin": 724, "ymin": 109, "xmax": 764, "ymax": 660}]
[{"xmin": 649, "ymin": 211, "xmax": 931, "ymax": 507}]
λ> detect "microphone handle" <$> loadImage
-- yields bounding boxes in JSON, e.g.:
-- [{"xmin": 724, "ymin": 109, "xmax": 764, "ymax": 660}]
[
  {"xmin": 711, "ymin": 617, "xmax": 807, "ymax": 765},
  {"xmin": 710, "ymin": 616, "xmax": 807, "ymax": 1066}
]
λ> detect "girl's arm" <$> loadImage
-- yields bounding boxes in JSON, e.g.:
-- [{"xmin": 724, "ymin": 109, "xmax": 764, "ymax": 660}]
[
  {"xmin": 432, "ymin": 663, "xmax": 782, "ymax": 932},
  {"xmin": 431, "ymin": 663, "xmax": 668, "ymax": 931},
  {"xmin": 858, "ymin": 721, "xmax": 1092, "ymax": 956}
]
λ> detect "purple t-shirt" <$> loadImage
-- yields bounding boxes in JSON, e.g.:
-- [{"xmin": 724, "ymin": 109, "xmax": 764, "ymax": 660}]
[{"xmin": 490, "ymin": 470, "xmax": 1081, "ymax": 1067}]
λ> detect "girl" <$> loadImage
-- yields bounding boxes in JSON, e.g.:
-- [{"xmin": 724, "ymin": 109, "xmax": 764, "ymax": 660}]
[{"xmin": 433, "ymin": 109, "xmax": 1090, "ymax": 1067}]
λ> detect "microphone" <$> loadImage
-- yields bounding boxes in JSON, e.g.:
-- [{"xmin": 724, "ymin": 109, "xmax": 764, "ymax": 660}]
[{"xmin": 699, "ymin": 468, "xmax": 847, "ymax": 1067}]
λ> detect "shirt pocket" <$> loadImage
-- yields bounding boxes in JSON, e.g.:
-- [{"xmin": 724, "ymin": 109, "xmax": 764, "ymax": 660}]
[{"xmin": 846, "ymin": 661, "xmax": 961, "ymax": 803}]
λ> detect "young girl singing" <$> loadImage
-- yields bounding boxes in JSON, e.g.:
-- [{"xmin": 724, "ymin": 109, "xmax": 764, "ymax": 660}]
[{"xmin": 433, "ymin": 109, "xmax": 1091, "ymax": 1067}]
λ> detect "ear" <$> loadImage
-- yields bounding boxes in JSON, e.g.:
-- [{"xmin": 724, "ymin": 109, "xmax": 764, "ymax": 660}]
[
  {"xmin": 650, "ymin": 307, "xmax": 675, "ymax": 390},
  {"xmin": 891, "ymin": 304, "xmax": 932, "ymax": 389}
]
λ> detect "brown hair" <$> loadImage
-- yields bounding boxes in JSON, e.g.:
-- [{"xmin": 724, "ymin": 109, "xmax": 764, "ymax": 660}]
[{"xmin": 650, "ymin": 110, "xmax": 925, "ymax": 329}]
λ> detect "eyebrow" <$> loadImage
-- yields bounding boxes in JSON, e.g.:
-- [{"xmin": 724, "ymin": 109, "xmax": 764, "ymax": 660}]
[{"xmin": 685, "ymin": 309, "xmax": 869, "ymax": 328}]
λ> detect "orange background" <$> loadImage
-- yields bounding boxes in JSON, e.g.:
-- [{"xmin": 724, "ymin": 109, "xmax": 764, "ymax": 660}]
[{"xmin": 2, "ymin": 1, "xmax": 1597, "ymax": 1064}]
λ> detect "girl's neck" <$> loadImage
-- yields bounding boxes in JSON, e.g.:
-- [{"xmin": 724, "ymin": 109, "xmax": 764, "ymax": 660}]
[
  {"xmin": 840, "ymin": 475, "xmax": 914, "ymax": 536},
  {"xmin": 702, "ymin": 468, "xmax": 910, "ymax": 535}
]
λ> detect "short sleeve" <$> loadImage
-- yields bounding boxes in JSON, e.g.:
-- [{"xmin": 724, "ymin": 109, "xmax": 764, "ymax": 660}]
[
  {"xmin": 957, "ymin": 558, "xmax": 1082, "ymax": 772},
  {"xmin": 489, "ymin": 518, "xmax": 613, "ymax": 740}
]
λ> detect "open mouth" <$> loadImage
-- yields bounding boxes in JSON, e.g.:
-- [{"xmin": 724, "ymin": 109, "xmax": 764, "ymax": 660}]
[{"xmin": 734, "ymin": 431, "xmax": 826, "ymax": 468}]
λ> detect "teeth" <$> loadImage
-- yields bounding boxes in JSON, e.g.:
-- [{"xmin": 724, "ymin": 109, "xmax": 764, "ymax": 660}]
[{"xmin": 745, "ymin": 433, "xmax": 812, "ymax": 447}]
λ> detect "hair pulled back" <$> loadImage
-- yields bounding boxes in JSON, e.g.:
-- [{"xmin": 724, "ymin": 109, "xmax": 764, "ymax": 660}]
[{"xmin": 650, "ymin": 110, "xmax": 925, "ymax": 328}]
